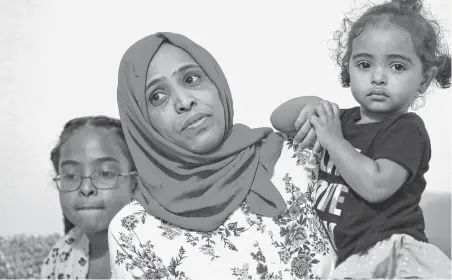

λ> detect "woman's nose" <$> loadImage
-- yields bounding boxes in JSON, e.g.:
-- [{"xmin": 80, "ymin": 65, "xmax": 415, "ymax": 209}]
[
  {"xmin": 173, "ymin": 87, "xmax": 197, "ymax": 113},
  {"xmin": 79, "ymin": 177, "xmax": 97, "ymax": 197}
]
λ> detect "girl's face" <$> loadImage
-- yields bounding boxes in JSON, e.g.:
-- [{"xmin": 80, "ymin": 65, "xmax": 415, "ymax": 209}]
[
  {"xmin": 58, "ymin": 126, "xmax": 135, "ymax": 234},
  {"xmin": 348, "ymin": 24, "xmax": 435, "ymax": 120},
  {"xmin": 145, "ymin": 43, "xmax": 226, "ymax": 153}
]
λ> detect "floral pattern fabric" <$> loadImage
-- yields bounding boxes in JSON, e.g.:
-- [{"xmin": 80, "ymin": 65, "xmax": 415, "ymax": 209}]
[
  {"xmin": 40, "ymin": 227, "xmax": 89, "ymax": 279},
  {"xmin": 109, "ymin": 139, "xmax": 337, "ymax": 279}
]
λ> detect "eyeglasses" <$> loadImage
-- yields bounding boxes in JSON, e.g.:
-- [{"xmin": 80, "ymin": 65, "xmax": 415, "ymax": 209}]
[{"xmin": 53, "ymin": 171, "xmax": 137, "ymax": 192}]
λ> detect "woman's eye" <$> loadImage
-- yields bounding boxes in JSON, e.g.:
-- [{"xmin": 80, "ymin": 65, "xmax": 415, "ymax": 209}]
[
  {"xmin": 148, "ymin": 91, "xmax": 167, "ymax": 106},
  {"xmin": 357, "ymin": 61, "xmax": 371, "ymax": 69},
  {"xmin": 184, "ymin": 74, "xmax": 200, "ymax": 86},
  {"xmin": 390, "ymin": 63, "xmax": 406, "ymax": 71}
]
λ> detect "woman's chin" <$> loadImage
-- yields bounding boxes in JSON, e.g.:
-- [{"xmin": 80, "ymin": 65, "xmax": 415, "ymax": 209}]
[{"xmin": 182, "ymin": 130, "xmax": 224, "ymax": 154}]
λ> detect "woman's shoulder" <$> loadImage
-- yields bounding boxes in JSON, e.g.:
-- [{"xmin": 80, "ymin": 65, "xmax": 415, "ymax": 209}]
[
  {"xmin": 272, "ymin": 136, "xmax": 319, "ymax": 195},
  {"xmin": 109, "ymin": 199, "xmax": 149, "ymax": 234}
]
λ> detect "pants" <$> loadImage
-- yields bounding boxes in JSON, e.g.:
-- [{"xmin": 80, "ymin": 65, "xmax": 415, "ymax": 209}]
[{"xmin": 330, "ymin": 234, "xmax": 452, "ymax": 279}]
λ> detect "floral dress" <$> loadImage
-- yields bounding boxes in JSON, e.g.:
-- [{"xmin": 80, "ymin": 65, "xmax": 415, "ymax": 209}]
[
  {"xmin": 40, "ymin": 227, "xmax": 89, "ymax": 279},
  {"xmin": 109, "ymin": 140, "xmax": 337, "ymax": 279}
]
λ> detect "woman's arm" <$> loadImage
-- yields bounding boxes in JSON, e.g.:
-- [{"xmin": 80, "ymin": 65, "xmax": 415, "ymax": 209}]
[{"xmin": 270, "ymin": 96, "xmax": 322, "ymax": 137}]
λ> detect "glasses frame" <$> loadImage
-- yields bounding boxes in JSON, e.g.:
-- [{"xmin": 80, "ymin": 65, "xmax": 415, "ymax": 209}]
[{"xmin": 53, "ymin": 171, "xmax": 137, "ymax": 193}]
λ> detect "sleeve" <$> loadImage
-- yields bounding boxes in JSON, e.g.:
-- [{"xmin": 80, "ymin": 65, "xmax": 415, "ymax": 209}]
[
  {"xmin": 109, "ymin": 203, "xmax": 168, "ymax": 280},
  {"xmin": 372, "ymin": 116, "xmax": 429, "ymax": 183},
  {"xmin": 40, "ymin": 243, "xmax": 58, "ymax": 279}
]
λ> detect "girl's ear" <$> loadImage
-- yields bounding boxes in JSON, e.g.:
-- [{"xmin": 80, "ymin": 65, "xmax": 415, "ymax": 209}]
[{"xmin": 419, "ymin": 66, "xmax": 438, "ymax": 93}]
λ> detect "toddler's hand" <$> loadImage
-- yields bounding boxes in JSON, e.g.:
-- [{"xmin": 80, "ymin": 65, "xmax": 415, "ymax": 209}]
[
  {"xmin": 309, "ymin": 101, "xmax": 343, "ymax": 149},
  {"xmin": 293, "ymin": 101, "xmax": 322, "ymax": 151}
]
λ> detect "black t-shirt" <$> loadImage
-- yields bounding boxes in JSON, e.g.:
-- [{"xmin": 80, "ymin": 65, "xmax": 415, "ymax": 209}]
[{"xmin": 314, "ymin": 106, "xmax": 430, "ymax": 265}]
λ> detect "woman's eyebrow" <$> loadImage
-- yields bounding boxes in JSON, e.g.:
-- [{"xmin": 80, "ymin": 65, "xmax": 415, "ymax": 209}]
[
  {"xmin": 172, "ymin": 64, "xmax": 200, "ymax": 75},
  {"xmin": 146, "ymin": 64, "xmax": 200, "ymax": 91}
]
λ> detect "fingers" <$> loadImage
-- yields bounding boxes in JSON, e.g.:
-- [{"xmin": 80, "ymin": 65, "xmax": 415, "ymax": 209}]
[
  {"xmin": 294, "ymin": 104, "xmax": 315, "ymax": 130},
  {"xmin": 314, "ymin": 104, "xmax": 328, "ymax": 123},
  {"xmin": 298, "ymin": 128, "xmax": 317, "ymax": 150},
  {"xmin": 310, "ymin": 115, "xmax": 321, "ymax": 129},
  {"xmin": 313, "ymin": 140, "xmax": 322, "ymax": 153},
  {"xmin": 320, "ymin": 100, "xmax": 334, "ymax": 117},
  {"xmin": 293, "ymin": 119, "xmax": 311, "ymax": 144},
  {"xmin": 331, "ymin": 102, "xmax": 340, "ymax": 118}
]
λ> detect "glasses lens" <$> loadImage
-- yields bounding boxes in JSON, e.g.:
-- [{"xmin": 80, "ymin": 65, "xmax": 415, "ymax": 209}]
[
  {"xmin": 92, "ymin": 171, "xmax": 119, "ymax": 189},
  {"xmin": 57, "ymin": 173, "xmax": 81, "ymax": 192}
]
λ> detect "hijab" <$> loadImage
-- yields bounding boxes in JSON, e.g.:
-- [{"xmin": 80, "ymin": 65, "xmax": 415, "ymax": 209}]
[{"xmin": 117, "ymin": 32, "xmax": 286, "ymax": 232}]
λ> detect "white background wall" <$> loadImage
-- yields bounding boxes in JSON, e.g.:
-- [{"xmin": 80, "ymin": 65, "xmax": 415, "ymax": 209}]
[{"xmin": 0, "ymin": 0, "xmax": 450, "ymax": 235}]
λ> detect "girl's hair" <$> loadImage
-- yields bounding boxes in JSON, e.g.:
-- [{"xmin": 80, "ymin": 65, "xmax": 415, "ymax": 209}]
[
  {"xmin": 333, "ymin": 0, "xmax": 451, "ymax": 89},
  {"xmin": 50, "ymin": 116, "xmax": 135, "ymax": 234}
]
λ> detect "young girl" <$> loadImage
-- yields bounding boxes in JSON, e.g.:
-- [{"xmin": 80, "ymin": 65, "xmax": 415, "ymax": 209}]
[
  {"xmin": 271, "ymin": 0, "xmax": 451, "ymax": 278},
  {"xmin": 41, "ymin": 116, "xmax": 137, "ymax": 279}
]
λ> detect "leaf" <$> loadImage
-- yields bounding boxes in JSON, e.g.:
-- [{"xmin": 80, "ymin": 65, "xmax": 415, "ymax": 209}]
[
  {"xmin": 312, "ymin": 259, "xmax": 320, "ymax": 264},
  {"xmin": 256, "ymin": 263, "xmax": 268, "ymax": 275}
]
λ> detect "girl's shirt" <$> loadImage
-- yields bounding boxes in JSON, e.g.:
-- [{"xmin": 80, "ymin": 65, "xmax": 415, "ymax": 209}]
[
  {"xmin": 109, "ymin": 138, "xmax": 337, "ymax": 279},
  {"xmin": 314, "ymin": 106, "xmax": 430, "ymax": 265},
  {"xmin": 41, "ymin": 227, "xmax": 89, "ymax": 279}
]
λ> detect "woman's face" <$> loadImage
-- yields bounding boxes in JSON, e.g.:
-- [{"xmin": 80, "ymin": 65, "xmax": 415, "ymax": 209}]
[
  {"xmin": 145, "ymin": 43, "xmax": 225, "ymax": 153},
  {"xmin": 58, "ymin": 126, "xmax": 135, "ymax": 234}
]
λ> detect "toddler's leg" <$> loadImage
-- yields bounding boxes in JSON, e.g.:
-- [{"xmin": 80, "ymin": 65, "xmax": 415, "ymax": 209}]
[
  {"xmin": 397, "ymin": 234, "xmax": 451, "ymax": 279},
  {"xmin": 330, "ymin": 234, "xmax": 452, "ymax": 279}
]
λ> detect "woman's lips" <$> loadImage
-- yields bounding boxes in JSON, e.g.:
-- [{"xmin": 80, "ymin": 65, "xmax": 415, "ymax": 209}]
[{"xmin": 181, "ymin": 113, "xmax": 210, "ymax": 131}]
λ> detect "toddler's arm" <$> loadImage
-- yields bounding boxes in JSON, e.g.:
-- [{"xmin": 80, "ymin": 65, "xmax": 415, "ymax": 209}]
[{"xmin": 270, "ymin": 96, "xmax": 322, "ymax": 137}]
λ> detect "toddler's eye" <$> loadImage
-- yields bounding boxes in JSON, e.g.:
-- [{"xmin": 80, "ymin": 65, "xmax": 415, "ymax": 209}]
[
  {"xmin": 390, "ymin": 63, "xmax": 406, "ymax": 71},
  {"xmin": 357, "ymin": 61, "xmax": 371, "ymax": 69},
  {"xmin": 184, "ymin": 74, "xmax": 200, "ymax": 86}
]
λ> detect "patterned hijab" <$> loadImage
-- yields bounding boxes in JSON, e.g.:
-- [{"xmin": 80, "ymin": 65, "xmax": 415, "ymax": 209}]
[{"xmin": 117, "ymin": 32, "xmax": 286, "ymax": 232}]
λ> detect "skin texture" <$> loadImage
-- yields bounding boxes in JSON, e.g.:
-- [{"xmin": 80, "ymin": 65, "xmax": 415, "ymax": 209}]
[
  {"xmin": 271, "ymin": 24, "xmax": 437, "ymax": 203},
  {"xmin": 348, "ymin": 24, "xmax": 436, "ymax": 123},
  {"xmin": 58, "ymin": 126, "xmax": 135, "ymax": 234},
  {"xmin": 57, "ymin": 126, "xmax": 136, "ymax": 279},
  {"xmin": 145, "ymin": 43, "xmax": 226, "ymax": 154}
]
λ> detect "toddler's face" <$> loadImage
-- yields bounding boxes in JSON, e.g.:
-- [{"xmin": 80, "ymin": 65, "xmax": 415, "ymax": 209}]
[{"xmin": 348, "ymin": 24, "xmax": 432, "ymax": 119}]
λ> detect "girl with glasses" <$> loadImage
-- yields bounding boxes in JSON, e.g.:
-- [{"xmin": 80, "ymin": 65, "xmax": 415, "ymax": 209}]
[{"xmin": 41, "ymin": 116, "xmax": 137, "ymax": 279}]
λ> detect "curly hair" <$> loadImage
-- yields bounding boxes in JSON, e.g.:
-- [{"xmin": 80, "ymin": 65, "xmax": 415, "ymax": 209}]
[
  {"xmin": 50, "ymin": 116, "xmax": 136, "ymax": 234},
  {"xmin": 332, "ymin": 0, "xmax": 451, "ymax": 89}
]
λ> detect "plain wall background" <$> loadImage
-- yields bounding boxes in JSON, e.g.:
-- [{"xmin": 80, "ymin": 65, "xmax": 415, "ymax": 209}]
[{"xmin": 0, "ymin": 0, "xmax": 450, "ymax": 235}]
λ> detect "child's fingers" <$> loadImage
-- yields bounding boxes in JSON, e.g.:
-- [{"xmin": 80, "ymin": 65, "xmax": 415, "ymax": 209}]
[
  {"xmin": 332, "ymin": 102, "xmax": 340, "ymax": 117},
  {"xmin": 293, "ymin": 119, "xmax": 311, "ymax": 144},
  {"xmin": 313, "ymin": 140, "xmax": 322, "ymax": 153},
  {"xmin": 297, "ymin": 128, "xmax": 317, "ymax": 151},
  {"xmin": 294, "ymin": 106, "xmax": 313, "ymax": 130},
  {"xmin": 310, "ymin": 115, "xmax": 321, "ymax": 129},
  {"xmin": 314, "ymin": 104, "xmax": 328, "ymax": 123}
]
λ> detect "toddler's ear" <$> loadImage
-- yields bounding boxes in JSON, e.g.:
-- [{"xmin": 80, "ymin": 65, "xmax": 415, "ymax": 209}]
[{"xmin": 419, "ymin": 66, "xmax": 438, "ymax": 93}]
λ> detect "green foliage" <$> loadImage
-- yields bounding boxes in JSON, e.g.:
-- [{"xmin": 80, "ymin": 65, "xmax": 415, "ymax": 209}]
[{"xmin": 0, "ymin": 234, "xmax": 61, "ymax": 279}]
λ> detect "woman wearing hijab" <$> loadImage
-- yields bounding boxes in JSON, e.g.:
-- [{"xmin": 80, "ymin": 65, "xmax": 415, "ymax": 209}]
[{"xmin": 109, "ymin": 32, "xmax": 336, "ymax": 279}]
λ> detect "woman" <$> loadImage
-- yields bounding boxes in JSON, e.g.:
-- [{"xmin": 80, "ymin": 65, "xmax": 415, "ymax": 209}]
[
  {"xmin": 41, "ymin": 116, "xmax": 137, "ymax": 279},
  {"xmin": 109, "ymin": 32, "xmax": 336, "ymax": 279}
]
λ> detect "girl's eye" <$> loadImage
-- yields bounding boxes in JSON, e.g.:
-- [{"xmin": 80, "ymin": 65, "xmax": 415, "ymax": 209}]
[
  {"xmin": 390, "ymin": 63, "xmax": 406, "ymax": 71},
  {"xmin": 98, "ymin": 171, "xmax": 117, "ymax": 179},
  {"xmin": 357, "ymin": 61, "xmax": 371, "ymax": 69},
  {"xmin": 148, "ymin": 91, "xmax": 167, "ymax": 106},
  {"xmin": 184, "ymin": 74, "xmax": 200, "ymax": 86}
]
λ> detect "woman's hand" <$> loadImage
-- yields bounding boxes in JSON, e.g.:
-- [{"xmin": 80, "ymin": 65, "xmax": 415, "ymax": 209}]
[{"xmin": 309, "ymin": 101, "xmax": 343, "ymax": 150}]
